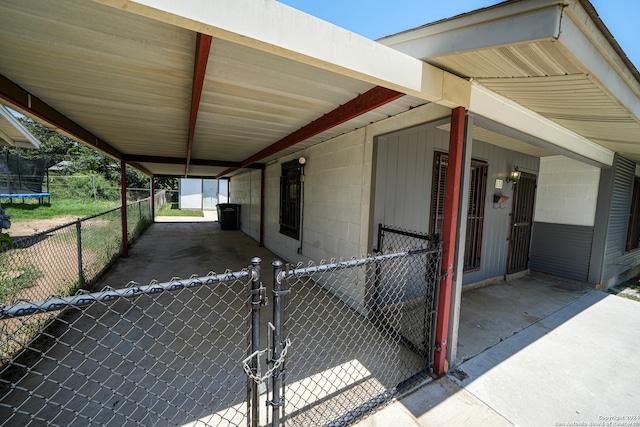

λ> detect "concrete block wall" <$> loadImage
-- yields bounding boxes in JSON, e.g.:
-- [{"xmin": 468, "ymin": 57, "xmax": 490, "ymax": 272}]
[
  {"xmin": 535, "ymin": 156, "xmax": 601, "ymax": 226},
  {"xmin": 229, "ymin": 103, "xmax": 452, "ymax": 310}
]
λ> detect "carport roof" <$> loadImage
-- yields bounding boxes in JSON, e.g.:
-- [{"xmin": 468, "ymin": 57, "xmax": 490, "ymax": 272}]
[
  {"xmin": 380, "ymin": 0, "xmax": 640, "ymax": 166},
  {"xmin": 0, "ymin": 0, "xmax": 637, "ymax": 175},
  {"xmin": 0, "ymin": 0, "xmax": 468, "ymax": 178}
]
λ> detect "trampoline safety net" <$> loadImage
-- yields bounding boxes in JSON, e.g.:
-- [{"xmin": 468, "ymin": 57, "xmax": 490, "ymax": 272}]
[{"xmin": 0, "ymin": 152, "xmax": 48, "ymax": 195}]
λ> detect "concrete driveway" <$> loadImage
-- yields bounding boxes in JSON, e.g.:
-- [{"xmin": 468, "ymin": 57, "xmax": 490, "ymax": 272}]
[{"xmin": 357, "ymin": 289, "xmax": 640, "ymax": 427}]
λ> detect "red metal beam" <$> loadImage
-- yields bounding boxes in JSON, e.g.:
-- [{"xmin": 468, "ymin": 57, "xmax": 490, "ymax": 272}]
[
  {"xmin": 0, "ymin": 74, "xmax": 122, "ymax": 161},
  {"xmin": 433, "ymin": 106, "xmax": 466, "ymax": 375},
  {"xmin": 185, "ymin": 33, "xmax": 212, "ymax": 177},
  {"xmin": 215, "ymin": 86, "xmax": 404, "ymax": 178}
]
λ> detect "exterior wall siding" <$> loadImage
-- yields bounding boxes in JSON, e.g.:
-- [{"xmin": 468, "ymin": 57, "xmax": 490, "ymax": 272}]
[
  {"xmin": 601, "ymin": 155, "xmax": 640, "ymax": 285},
  {"xmin": 374, "ymin": 124, "xmax": 540, "ymax": 286},
  {"xmin": 535, "ymin": 156, "xmax": 600, "ymax": 226},
  {"xmin": 529, "ymin": 222, "xmax": 594, "ymax": 282}
]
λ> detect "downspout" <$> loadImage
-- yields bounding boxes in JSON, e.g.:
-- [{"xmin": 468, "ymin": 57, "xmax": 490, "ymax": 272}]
[
  {"xmin": 120, "ymin": 160, "xmax": 128, "ymax": 257},
  {"xmin": 260, "ymin": 168, "xmax": 265, "ymax": 247},
  {"xmin": 433, "ymin": 106, "xmax": 466, "ymax": 375}
]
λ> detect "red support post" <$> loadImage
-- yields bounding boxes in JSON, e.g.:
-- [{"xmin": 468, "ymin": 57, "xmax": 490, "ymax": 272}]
[
  {"xmin": 120, "ymin": 160, "xmax": 129, "ymax": 257},
  {"xmin": 433, "ymin": 106, "xmax": 466, "ymax": 375}
]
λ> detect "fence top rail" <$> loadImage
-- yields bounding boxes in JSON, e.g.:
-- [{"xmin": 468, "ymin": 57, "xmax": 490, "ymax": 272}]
[
  {"xmin": 277, "ymin": 248, "xmax": 439, "ymax": 283},
  {"xmin": 378, "ymin": 224, "xmax": 439, "ymax": 241},
  {"xmin": 0, "ymin": 269, "xmax": 254, "ymax": 319}
]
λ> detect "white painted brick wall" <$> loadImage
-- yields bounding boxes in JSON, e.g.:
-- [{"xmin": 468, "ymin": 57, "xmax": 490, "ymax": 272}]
[{"xmin": 534, "ymin": 156, "xmax": 601, "ymax": 226}]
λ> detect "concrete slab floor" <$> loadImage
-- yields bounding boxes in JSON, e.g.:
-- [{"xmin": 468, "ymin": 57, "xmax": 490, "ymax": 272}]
[
  {"xmin": 456, "ymin": 275, "xmax": 592, "ymax": 365},
  {"xmin": 354, "ymin": 376, "xmax": 513, "ymax": 427},
  {"xmin": 94, "ymin": 221, "xmax": 279, "ymax": 288},
  {"xmin": 452, "ymin": 291, "xmax": 640, "ymax": 427},
  {"xmin": 360, "ymin": 286, "xmax": 640, "ymax": 427}
]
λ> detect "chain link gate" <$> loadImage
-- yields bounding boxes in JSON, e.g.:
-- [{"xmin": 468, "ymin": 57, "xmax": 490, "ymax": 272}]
[
  {"xmin": 372, "ymin": 224, "xmax": 441, "ymax": 368},
  {"xmin": 1, "ymin": 238, "xmax": 441, "ymax": 426},
  {"xmin": 0, "ymin": 266, "xmax": 257, "ymax": 426},
  {"xmin": 262, "ymin": 240, "xmax": 442, "ymax": 426}
]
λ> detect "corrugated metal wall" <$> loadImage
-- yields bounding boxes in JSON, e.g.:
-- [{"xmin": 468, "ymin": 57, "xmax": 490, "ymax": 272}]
[
  {"xmin": 529, "ymin": 222, "xmax": 593, "ymax": 281},
  {"xmin": 601, "ymin": 155, "xmax": 640, "ymax": 282},
  {"xmin": 374, "ymin": 124, "xmax": 539, "ymax": 285}
]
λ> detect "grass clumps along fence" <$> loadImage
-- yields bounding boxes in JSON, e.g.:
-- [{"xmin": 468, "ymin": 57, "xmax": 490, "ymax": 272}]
[{"xmin": 0, "ymin": 196, "xmax": 156, "ymax": 363}]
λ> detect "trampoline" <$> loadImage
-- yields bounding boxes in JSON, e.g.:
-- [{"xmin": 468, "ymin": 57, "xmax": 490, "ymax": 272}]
[{"xmin": 0, "ymin": 152, "xmax": 50, "ymax": 204}]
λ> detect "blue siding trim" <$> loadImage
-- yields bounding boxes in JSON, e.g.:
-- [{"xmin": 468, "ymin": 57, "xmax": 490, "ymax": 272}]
[{"xmin": 530, "ymin": 222, "xmax": 593, "ymax": 282}]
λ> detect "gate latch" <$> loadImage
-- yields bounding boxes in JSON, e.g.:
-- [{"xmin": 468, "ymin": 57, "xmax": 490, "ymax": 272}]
[{"xmin": 249, "ymin": 283, "xmax": 268, "ymax": 306}]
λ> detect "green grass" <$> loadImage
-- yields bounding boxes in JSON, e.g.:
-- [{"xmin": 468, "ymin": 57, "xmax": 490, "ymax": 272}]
[
  {"xmin": 156, "ymin": 203, "xmax": 204, "ymax": 217},
  {"xmin": 2, "ymin": 199, "xmax": 120, "ymax": 223},
  {"xmin": 0, "ymin": 262, "xmax": 42, "ymax": 305}
]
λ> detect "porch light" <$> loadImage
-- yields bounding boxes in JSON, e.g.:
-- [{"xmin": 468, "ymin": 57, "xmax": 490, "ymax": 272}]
[{"xmin": 507, "ymin": 167, "xmax": 521, "ymax": 184}]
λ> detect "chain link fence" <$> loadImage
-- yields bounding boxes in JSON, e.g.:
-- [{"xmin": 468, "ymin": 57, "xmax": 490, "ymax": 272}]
[
  {"xmin": 0, "ymin": 228, "xmax": 441, "ymax": 426},
  {"xmin": 267, "ymin": 242, "xmax": 441, "ymax": 426},
  {"xmin": 1, "ymin": 198, "xmax": 153, "ymax": 366},
  {"xmin": 0, "ymin": 270, "xmax": 254, "ymax": 426}
]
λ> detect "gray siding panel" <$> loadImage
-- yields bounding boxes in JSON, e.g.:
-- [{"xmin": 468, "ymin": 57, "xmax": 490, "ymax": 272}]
[
  {"xmin": 602, "ymin": 155, "xmax": 640, "ymax": 283},
  {"xmin": 374, "ymin": 124, "xmax": 540, "ymax": 285},
  {"xmin": 530, "ymin": 222, "xmax": 593, "ymax": 282}
]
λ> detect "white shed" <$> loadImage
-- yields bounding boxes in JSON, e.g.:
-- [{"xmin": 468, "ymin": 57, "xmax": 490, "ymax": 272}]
[{"xmin": 178, "ymin": 178, "xmax": 227, "ymax": 210}]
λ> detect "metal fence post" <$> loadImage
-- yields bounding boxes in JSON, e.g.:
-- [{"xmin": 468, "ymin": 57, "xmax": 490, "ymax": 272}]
[
  {"xmin": 250, "ymin": 257, "xmax": 262, "ymax": 427},
  {"xmin": 75, "ymin": 219, "xmax": 85, "ymax": 286},
  {"xmin": 271, "ymin": 260, "xmax": 284, "ymax": 426}
]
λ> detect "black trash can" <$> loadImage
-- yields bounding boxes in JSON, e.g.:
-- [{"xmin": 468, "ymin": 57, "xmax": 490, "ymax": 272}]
[{"xmin": 217, "ymin": 203, "xmax": 241, "ymax": 230}]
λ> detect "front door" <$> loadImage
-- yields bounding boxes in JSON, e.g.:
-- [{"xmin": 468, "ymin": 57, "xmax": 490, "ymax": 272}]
[{"xmin": 506, "ymin": 172, "xmax": 537, "ymax": 274}]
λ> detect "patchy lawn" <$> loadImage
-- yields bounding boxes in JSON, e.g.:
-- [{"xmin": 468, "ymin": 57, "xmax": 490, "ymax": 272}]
[
  {"xmin": 3, "ymin": 199, "xmax": 119, "ymax": 223},
  {"xmin": 156, "ymin": 203, "xmax": 204, "ymax": 217}
]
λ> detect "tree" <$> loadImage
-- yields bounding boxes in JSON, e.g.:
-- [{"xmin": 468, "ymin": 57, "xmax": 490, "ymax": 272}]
[{"xmin": 3, "ymin": 116, "xmax": 151, "ymax": 189}]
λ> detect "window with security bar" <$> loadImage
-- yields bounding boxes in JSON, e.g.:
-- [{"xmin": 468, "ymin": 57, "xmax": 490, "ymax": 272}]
[
  {"xmin": 280, "ymin": 160, "xmax": 302, "ymax": 239},
  {"xmin": 431, "ymin": 151, "xmax": 488, "ymax": 272}
]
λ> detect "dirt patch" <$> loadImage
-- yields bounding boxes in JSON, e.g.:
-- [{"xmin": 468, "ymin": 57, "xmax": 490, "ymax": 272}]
[{"xmin": 5, "ymin": 217, "xmax": 78, "ymax": 238}]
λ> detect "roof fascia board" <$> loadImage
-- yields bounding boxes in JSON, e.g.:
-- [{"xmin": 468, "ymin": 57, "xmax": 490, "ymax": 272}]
[
  {"xmin": 470, "ymin": 82, "xmax": 614, "ymax": 167},
  {"xmin": 560, "ymin": 2, "xmax": 640, "ymax": 122},
  {"xmin": 0, "ymin": 104, "xmax": 40, "ymax": 149},
  {"xmin": 380, "ymin": 1, "xmax": 565, "ymax": 59},
  {"xmin": 93, "ymin": 0, "xmax": 470, "ymax": 109}
]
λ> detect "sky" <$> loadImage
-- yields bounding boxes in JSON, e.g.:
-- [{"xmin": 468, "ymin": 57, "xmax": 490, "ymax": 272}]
[{"xmin": 278, "ymin": 0, "xmax": 639, "ymax": 71}]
